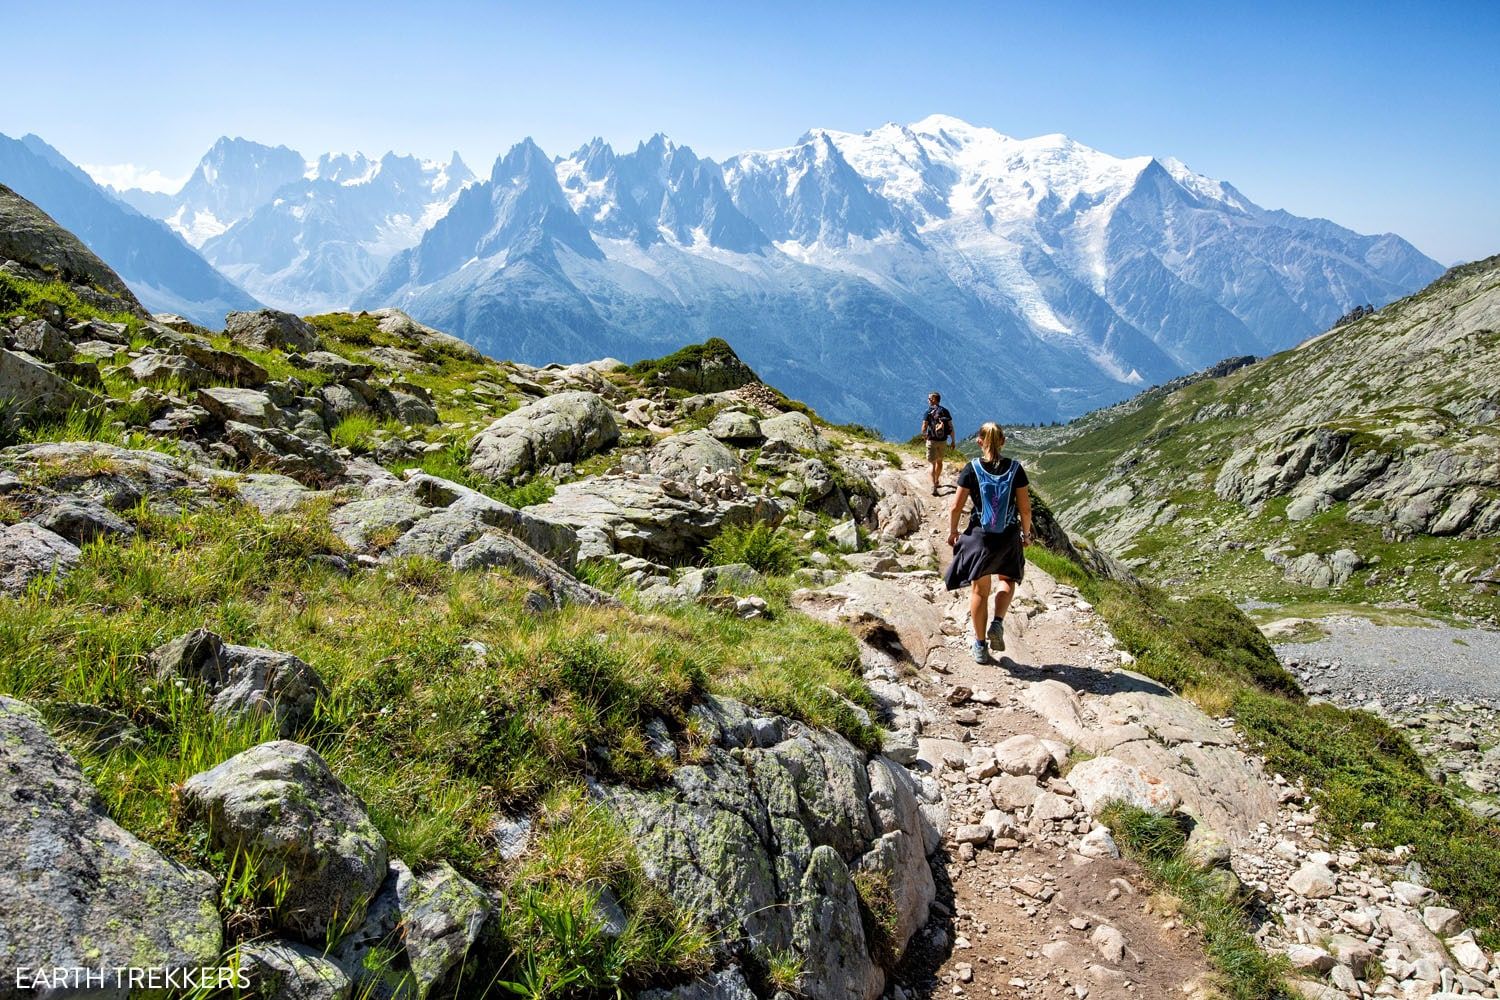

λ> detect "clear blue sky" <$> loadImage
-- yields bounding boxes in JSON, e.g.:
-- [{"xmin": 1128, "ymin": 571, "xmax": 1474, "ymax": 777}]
[{"xmin": 4, "ymin": 0, "xmax": 1496, "ymax": 263}]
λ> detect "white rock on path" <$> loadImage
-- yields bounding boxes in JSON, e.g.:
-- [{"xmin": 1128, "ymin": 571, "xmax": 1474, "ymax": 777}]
[
  {"xmin": 1287, "ymin": 863, "xmax": 1337, "ymax": 899},
  {"xmin": 1076, "ymin": 827, "xmax": 1120, "ymax": 859},
  {"xmin": 1067, "ymin": 756, "xmax": 1181, "ymax": 816},
  {"xmin": 992, "ymin": 733, "xmax": 1055, "ymax": 778}
]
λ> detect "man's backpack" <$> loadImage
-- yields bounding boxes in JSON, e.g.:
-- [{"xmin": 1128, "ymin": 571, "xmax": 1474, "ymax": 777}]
[
  {"xmin": 927, "ymin": 407, "xmax": 951, "ymax": 441},
  {"xmin": 970, "ymin": 459, "xmax": 1021, "ymax": 534}
]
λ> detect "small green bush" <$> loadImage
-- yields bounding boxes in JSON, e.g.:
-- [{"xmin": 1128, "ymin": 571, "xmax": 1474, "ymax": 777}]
[{"xmin": 705, "ymin": 523, "xmax": 799, "ymax": 576}]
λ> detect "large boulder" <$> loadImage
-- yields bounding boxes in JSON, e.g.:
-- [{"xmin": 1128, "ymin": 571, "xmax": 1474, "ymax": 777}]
[
  {"xmin": 706, "ymin": 409, "xmax": 762, "ymax": 443},
  {"xmin": 333, "ymin": 859, "xmax": 491, "ymax": 1000},
  {"xmin": 1, "ymin": 697, "xmax": 222, "ymax": 984},
  {"xmin": 873, "ymin": 469, "xmax": 924, "ymax": 540},
  {"xmin": 0, "ymin": 521, "xmax": 80, "ymax": 594},
  {"xmin": 649, "ymin": 429, "xmax": 739, "ymax": 481},
  {"xmin": 151, "ymin": 629, "xmax": 327, "ymax": 736},
  {"xmin": 182, "ymin": 741, "xmax": 388, "ymax": 942},
  {"xmin": 530, "ymin": 473, "xmax": 787, "ymax": 563},
  {"xmin": 1068, "ymin": 756, "xmax": 1183, "ymax": 816},
  {"xmin": 227, "ymin": 309, "xmax": 323, "ymax": 353},
  {"xmin": 760, "ymin": 411, "xmax": 831, "ymax": 453},
  {"xmin": 401, "ymin": 473, "xmax": 580, "ymax": 565},
  {"xmin": 606, "ymin": 698, "xmax": 891, "ymax": 1000},
  {"xmin": 122, "ymin": 351, "xmax": 214, "ymax": 388},
  {"xmin": 7, "ymin": 318, "xmax": 72, "ymax": 362},
  {"xmin": 222, "ymin": 421, "xmax": 345, "ymax": 487},
  {"xmin": 198, "ymin": 386, "xmax": 285, "ymax": 428},
  {"xmin": 31, "ymin": 496, "xmax": 135, "ymax": 545},
  {"xmin": 862, "ymin": 756, "xmax": 937, "ymax": 958},
  {"xmin": 0, "ymin": 346, "xmax": 93, "ymax": 419},
  {"xmin": 467, "ymin": 391, "xmax": 619, "ymax": 482},
  {"xmin": 171, "ymin": 335, "xmax": 270, "ymax": 387}
]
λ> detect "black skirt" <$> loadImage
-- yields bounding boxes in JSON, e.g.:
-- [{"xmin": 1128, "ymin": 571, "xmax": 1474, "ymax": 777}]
[{"xmin": 945, "ymin": 522, "xmax": 1025, "ymax": 590}]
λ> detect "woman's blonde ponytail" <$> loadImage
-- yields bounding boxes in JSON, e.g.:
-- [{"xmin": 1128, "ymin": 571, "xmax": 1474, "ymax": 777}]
[{"xmin": 976, "ymin": 422, "xmax": 1005, "ymax": 461}]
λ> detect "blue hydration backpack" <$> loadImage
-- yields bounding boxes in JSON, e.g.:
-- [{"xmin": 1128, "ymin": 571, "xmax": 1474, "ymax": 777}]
[{"xmin": 971, "ymin": 459, "xmax": 1021, "ymax": 534}]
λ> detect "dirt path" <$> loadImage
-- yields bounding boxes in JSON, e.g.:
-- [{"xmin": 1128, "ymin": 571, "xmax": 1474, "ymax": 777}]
[
  {"xmin": 797, "ymin": 461, "xmax": 1500, "ymax": 1000},
  {"xmin": 895, "ymin": 472, "xmax": 1220, "ymax": 999}
]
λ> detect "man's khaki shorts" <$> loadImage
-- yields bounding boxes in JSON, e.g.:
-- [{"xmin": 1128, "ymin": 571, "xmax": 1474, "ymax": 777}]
[{"xmin": 926, "ymin": 439, "xmax": 946, "ymax": 461}]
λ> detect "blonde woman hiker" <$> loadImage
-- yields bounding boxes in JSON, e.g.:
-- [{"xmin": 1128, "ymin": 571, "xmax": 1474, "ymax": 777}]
[{"xmin": 945, "ymin": 422, "xmax": 1033, "ymax": 664}]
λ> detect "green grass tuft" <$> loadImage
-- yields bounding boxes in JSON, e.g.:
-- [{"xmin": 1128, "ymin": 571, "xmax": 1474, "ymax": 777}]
[{"xmin": 1101, "ymin": 804, "xmax": 1291, "ymax": 1000}]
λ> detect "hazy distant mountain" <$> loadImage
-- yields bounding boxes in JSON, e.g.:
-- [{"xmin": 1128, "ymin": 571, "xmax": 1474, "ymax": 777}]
[
  {"xmin": 119, "ymin": 137, "xmax": 305, "ymax": 246},
  {"xmin": 360, "ymin": 116, "xmax": 1441, "ymax": 434},
  {"xmin": 0, "ymin": 132, "xmax": 261, "ymax": 325},
  {"xmin": 198, "ymin": 150, "xmax": 474, "ymax": 312}
]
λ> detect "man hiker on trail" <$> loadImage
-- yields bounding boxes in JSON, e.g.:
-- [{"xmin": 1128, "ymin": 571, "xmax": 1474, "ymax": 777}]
[{"xmin": 921, "ymin": 392, "xmax": 956, "ymax": 496}]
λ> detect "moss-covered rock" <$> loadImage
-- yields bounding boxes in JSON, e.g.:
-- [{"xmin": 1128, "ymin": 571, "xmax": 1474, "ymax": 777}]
[{"xmin": 0, "ymin": 696, "xmax": 222, "ymax": 982}]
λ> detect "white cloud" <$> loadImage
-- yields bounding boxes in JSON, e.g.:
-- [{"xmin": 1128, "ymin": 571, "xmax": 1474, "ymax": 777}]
[{"xmin": 80, "ymin": 162, "xmax": 187, "ymax": 194}]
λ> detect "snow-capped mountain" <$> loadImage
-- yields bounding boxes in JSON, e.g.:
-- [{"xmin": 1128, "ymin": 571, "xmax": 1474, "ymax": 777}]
[
  {"xmin": 0, "ymin": 132, "xmax": 262, "ymax": 325},
  {"xmin": 361, "ymin": 115, "xmax": 1441, "ymax": 434},
  {"xmin": 117, "ymin": 137, "xmax": 306, "ymax": 246},
  {"xmin": 115, "ymin": 140, "xmax": 474, "ymax": 313},
  {"xmin": 198, "ymin": 150, "xmax": 473, "ymax": 312}
]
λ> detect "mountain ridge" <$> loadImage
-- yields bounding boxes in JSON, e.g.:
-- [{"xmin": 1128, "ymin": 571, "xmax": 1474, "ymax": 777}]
[
  {"xmin": 0, "ymin": 132, "xmax": 262, "ymax": 326},
  {"xmin": 40, "ymin": 117, "xmax": 1449, "ymax": 433}
]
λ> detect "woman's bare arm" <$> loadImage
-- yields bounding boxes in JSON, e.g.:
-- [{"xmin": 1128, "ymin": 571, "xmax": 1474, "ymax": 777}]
[
  {"xmin": 1016, "ymin": 486, "xmax": 1032, "ymax": 545},
  {"xmin": 947, "ymin": 486, "xmax": 968, "ymax": 547}
]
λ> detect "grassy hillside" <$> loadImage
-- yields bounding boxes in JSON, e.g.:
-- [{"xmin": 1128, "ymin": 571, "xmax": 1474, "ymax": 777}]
[
  {"xmin": 1020, "ymin": 256, "xmax": 1500, "ymax": 625},
  {"xmin": 0, "ymin": 258, "xmax": 916, "ymax": 993}
]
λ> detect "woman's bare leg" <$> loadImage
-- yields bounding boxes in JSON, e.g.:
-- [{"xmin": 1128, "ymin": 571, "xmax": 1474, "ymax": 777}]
[
  {"xmin": 970, "ymin": 576, "xmax": 992, "ymax": 641},
  {"xmin": 993, "ymin": 576, "xmax": 1016, "ymax": 621}
]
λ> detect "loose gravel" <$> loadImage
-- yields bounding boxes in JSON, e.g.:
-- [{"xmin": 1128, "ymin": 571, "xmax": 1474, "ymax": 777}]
[{"xmin": 1276, "ymin": 616, "xmax": 1500, "ymax": 709}]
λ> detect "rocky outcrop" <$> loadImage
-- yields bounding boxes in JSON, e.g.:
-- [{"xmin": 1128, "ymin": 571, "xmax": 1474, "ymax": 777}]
[
  {"xmin": 531, "ymin": 472, "xmax": 788, "ymax": 563},
  {"xmin": 332, "ymin": 858, "xmax": 490, "ymax": 1000},
  {"xmin": 468, "ymin": 390, "xmax": 620, "ymax": 481},
  {"xmin": 227, "ymin": 308, "xmax": 324, "ymax": 353},
  {"xmin": 632, "ymin": 338, "xmax": 759, "ymax": 394},
  {"xmin": 151, "ymin": 629, "xmax": 327, "ymax": 736},
  {"xmin": 0, "ymin": 520, "xmax": 80, "ymax": 594},
  {"xmin": 182, "ymin": 740, "xmax": 388, "ymax": 942},
  {"xmin": 0, "ymin": 346, "xmax": 94, "ymax": 419},
  {"xmin": 605, "ymin": 696, "xmax": 935, "ymax": 999},
  {"xmin": 236, "ymin": 940, "xmax": 352, "ymax": 1000},
  {"xmin": 1, "ymin": 696, "xmax": 222, "ymax": 983},
  {"xmin": 369, "ymin": 308, "xmax": 485, "ymax": 362},
  {"xmin": 0, "ymin": 182, "xmax": 143, "ymax": 314}
]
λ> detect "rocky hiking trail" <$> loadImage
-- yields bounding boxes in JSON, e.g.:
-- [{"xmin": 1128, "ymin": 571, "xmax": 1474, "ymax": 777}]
[{"xmin": 798, "ymin": 463, "xmax": 1500, "ymax": 1000}]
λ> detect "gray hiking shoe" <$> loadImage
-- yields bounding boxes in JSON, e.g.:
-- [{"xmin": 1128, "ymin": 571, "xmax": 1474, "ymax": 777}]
[
  {"xmin": 971, "ymin": 639, "xmax": 991, "ymax": 664},
  {"xmin": 987, "ymin": 616, "xmax": 1005, "ymax": 651}
]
